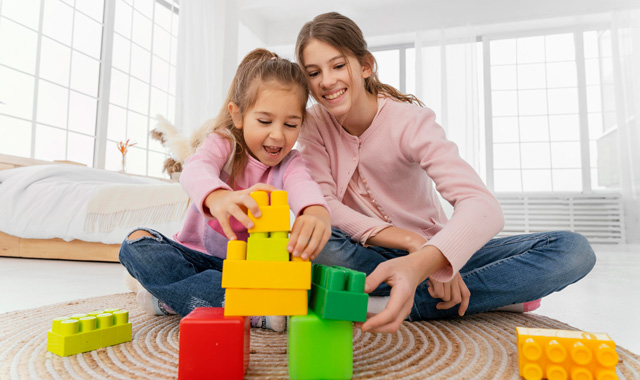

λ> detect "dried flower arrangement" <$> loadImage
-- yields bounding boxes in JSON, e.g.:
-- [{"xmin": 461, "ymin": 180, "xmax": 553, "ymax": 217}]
[{"xmin": 117, "ymin": 139, "xmax": 136, "ymax": 172}]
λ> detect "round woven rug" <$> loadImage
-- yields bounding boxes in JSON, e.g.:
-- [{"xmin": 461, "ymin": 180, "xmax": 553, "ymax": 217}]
[{"xmin": 1, "ymin": 293, "xmax": 639, "ymax": 379}]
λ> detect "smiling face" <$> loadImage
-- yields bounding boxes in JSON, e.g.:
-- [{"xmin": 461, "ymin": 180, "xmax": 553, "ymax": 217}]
[
  {"xmin": 302, "ymin": 39, "xmax": 372, "ymax": 121},
  {"xmin": 230, "ymin": 83, "xmax": 304, "ymax": 167}
]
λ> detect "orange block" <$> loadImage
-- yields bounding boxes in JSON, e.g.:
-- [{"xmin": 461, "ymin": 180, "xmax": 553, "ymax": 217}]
[{"xmin": 516, "ymin": 327, "xmax": 619, "ymax": 380}]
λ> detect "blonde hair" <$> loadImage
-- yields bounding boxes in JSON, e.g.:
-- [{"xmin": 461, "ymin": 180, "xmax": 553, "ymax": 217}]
[
  {"xmin": 295, "ymin": 12, "xmax": 423, "ymax": 107},
  {"xmin": 195, "ymin": 48, "xmax": 309, "ymax": 187}
]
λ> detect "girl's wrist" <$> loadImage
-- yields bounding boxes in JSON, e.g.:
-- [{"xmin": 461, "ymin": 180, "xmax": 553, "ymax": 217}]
[{"xmin": 411, "ymin": 244, "xmax": 448, "ymax": 283}]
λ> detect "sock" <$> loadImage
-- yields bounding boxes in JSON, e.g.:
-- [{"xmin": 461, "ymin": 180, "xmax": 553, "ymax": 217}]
[
  {"xmin": 495, "ymin": 299, "xmax": 541, "ymax": 313},
  {"xmin": 137, "ymin": 289, "xmax": 177, "ymax": 316},
  {"xmin": 367, "ymin": 296, "xmax": 390, "ymax": 314},
  {"xmin": 250, "ymin": 315, "xmax": 287, "ymax": 332}
]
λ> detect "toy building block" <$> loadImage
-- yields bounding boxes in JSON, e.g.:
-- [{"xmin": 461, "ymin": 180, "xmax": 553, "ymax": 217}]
[
  {"xmin": 288, "ymin": 309, "xmax": 353, "ymax": 380},
  {"xmin": 516, "ymin": 327, "xmax": 619, "ymax": 380},
  {"xmin": 178, "ymin": 307, "xmax": 250, "ymax": 380},
  {"xmin": 46, "ymin": 308, "xmax": 132, "ymax": 357},
  {"xmin": 225, "ymin": 288, "xmax": 308, "ymax": 316},
  {"xmin": 248, "ymin": 190, "xmax": 290, "ymax": 234},
  {"xmin": 222, "ymin": 259, "xmax": 311, "ymax": 289},
  {"xmin": 247, "ymin": 235, "xmax": 289, "ymax": 261},
  {"xmin": 309, "ymin": 264, "xmax": 369, "ymax": 322},
  {"xmin": 246, "ymin": 191, "xmax": 291, "ymax": 261}
]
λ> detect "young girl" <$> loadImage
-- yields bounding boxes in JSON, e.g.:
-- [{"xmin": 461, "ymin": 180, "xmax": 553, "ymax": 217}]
[
  {"xmin": 295, "ymin": 12, "xmax": 596, "ymax": 334},
  {"xmin": 119, "ymin": 49, "xmax": 331, "ymax": 332}
]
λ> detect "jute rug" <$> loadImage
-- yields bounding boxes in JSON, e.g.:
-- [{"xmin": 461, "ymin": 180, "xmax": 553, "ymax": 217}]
[{"xmin": 1, "ymin": 293, "xmax": 639, "ymax": 379}]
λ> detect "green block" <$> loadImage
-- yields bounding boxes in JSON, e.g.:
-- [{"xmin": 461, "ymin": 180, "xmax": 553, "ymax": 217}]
[
  {"xmin": 46, "ymin": 309, "xmax": 133, "ymax": 357},
  {"xmin": 247, "ymin": 234, "xmax": 289, "ymax": 261},
  {"xmin": 309, "ymin": 264, "xmax": 369, "ymax": 322},
  {"xmin": 288, "ymin": 310, "xmax": 353, "ymax": 380}
]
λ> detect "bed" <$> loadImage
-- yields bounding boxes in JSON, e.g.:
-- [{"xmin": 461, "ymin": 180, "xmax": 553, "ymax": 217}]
[{"xmin": 0, "ymin": 154, "xmax": 189, "ymax": 262}]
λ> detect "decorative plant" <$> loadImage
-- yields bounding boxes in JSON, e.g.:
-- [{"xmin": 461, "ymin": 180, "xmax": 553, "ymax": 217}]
[{"xmin": 117, "ymin": 139, "xmax": 137, "ymax": 172}]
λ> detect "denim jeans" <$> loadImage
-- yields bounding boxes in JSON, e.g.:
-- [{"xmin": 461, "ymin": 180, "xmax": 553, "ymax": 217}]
[
  {"xmin": 119, "ymin": 229, "xmax": 226, "ymax": 316},
  {"xmin": 313, "ymin": 228, "xmax": 596, "ymax": 321}
]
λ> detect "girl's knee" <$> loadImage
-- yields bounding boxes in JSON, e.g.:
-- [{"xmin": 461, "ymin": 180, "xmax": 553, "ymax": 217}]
[
  {"xmin": 128, "ymin": 229, "xmax": 154, "ymax": 241},
  {"xmin": 120, "ymin": 229, "xmax": 163, "ymax": 265},
  {"xmin": 556, "ymin": 231, "xmax": 596, "ymax": 276},
  {"xmin": 125, "ymin": 229, "xmax": 162, "ymax": 244}
]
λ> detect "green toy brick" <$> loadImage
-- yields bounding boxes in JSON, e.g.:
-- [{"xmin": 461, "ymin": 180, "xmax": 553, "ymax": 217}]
[
  {"xmin": 46, "ymin": 308, "xmax": 132, "ymax": 357},
  {"xmin": 288, "ymin": 309, "xmax": 353, "ymax": 380},
  {"xmin": 246, "ymin": 234, "xmax": 289, "ymax": 261},
  {"xmin": 309, "ymin": 264, "xmax": 369, "ymax": 322}
]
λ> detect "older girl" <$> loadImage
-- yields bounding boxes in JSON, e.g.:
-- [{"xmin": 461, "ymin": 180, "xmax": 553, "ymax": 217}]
[{"xmin": 296, "ymin": 12, "xmax": 595, "ymax": 333}]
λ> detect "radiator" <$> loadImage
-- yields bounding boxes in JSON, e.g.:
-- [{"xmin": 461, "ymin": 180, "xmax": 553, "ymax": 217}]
[{"xmin": 495, "ymin": 193, "xmax": 625, "ymax": 244}]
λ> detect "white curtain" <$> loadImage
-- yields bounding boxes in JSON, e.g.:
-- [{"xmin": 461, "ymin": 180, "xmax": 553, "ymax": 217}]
[
  {"xmin": 174, "ymin": 0, "xmax": 238, "ymax": 137},
  {"xmin": 415, "ymin": 27, "xmax": 485, "ymax": 180},
  {"xmin": 612, "ymin": 9, "xmax": 640, "ymax": 242}
]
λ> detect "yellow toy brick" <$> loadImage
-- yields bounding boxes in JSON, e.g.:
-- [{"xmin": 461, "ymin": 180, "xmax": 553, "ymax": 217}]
[
  {"xmin": 248, "ymin": 191, "xmax": 290, "ymax": 233},
  {"xmin": 516, "ymin": 327, "xmax": 619, "ymax": 380},
  {"xmin": 247, "ymin": 235, "xmax": 289, "ymax": 261},
  {"xmin": 226, "ymin": 240, "xmax": 247, "ymax": 260},
  {"xmin": 47, "ymin": 308, "xmax": 132, "ymax": 357},
  {"xmin": 224, "ymin": 288, "xmax": 308, "ymax": 316},
  {"xmin": 222, "ymin": 260, "xmax": 312, "ymax": 289}
]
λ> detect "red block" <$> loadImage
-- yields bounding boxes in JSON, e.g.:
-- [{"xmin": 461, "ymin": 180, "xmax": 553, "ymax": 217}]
[{"xmin": 178, "ymin": 307, "xmax": 250, "ymax": 380}]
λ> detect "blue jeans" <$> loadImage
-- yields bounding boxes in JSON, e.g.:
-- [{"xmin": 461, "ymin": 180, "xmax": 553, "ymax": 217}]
[
  {"xmin": 119, "ymin": 229, "xmax": 226, "ymax": 316},
  {"xmin": 313, "ymin": 228, "xmax": 596, "ymax": 321}
]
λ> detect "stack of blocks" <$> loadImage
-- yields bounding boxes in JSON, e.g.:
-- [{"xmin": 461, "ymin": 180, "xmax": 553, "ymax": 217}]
[
  {"xmin": 177, "ymin": 190, "xmax": 369, "ymax": 380},
  {"xmin": 221, "ymin": 190, "xmax": 311, "ymax": 317},
  {"xmin": 516, "ymin": 327, "xmax": 619, "ymax": 380},
  {"xmin": 46, "ymin": 308, "xmax": 132, "ymax": 357}
]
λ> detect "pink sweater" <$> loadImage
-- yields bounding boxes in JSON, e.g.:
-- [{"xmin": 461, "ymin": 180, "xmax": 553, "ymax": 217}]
[
  {"xmin": 174, "ymin": 133, "xmax": 328, "ymax": 258},
  {"xmin": 298, "ymin": 97, "xmax": 504, "ymax": 281}
]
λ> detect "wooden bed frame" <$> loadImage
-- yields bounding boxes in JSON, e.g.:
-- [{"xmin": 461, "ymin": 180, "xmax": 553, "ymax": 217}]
[{"xmin": 0, "ymin": 154, "xmax": 120, "ymax": 262}]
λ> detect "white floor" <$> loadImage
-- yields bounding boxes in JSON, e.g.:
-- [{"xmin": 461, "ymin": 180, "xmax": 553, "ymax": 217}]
[{"xmin": 1, "ymin": 244, "xmax": 639, "ymax": 354}]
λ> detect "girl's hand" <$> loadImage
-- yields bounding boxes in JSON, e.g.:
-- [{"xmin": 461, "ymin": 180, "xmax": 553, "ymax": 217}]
[
  {"xmin": 355, "ymin": 254, "xmax": 422, "ymax": 333},
  {"xmin": 427, "ymin": 272, "xmax": 470, "ymax": 316},
  {"xmin": 288, "ymin": 205, "xmax": 331, "ymax": 260},
  {"xmin": 204, "ymin": 183, "xmax": 279, "ymax": 240},
  {"xmin": 355, "ymin": 245, "xmax": 448, "ymax": 333}
]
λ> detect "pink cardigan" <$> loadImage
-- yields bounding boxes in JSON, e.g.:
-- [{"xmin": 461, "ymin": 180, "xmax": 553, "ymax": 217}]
[
  {"xmin": 174, "ymin": 133, "xmax": 328, "ymax": 258},
  {"xmin": 298, "ymin": 97, "xmax": 504, "ymax": 281}
]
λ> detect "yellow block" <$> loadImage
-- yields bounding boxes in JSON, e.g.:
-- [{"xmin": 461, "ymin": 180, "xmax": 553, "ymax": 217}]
[
  {"xmin": 516, "ymin": 327, "xmax": 619, "ymax": 380},
  {"xmin": 224, "ymin": 288, "xmax": 308, "ymax": 316},
  {"xmin": 226, "ymin": 240, "xmax": 247, "ymax": 260},
  {"xmin": 248, "ymin": 206, "xmax": 290, "ymax": 233},
  {"xmin": 247, "ymin": 236, "xmax": 289, "ymax": 261},
  {"xmin": 248, "ymin": 191, "xmax": 290, "ymax": 233},
  {"xmin": 222, "ymin": 260, "xmax": 311, "ymax": 289}
]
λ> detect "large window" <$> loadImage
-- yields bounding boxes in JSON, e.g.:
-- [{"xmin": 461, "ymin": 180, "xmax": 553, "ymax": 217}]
[
  {"xmin": 372, "ymin": 26, "xmax": 618, "ymax": 194},
  {"xmin": 0, "ymin": 0, "xmax": 179, "ymax": 177},
  {"xmin": 105, "ymin": 0, "xmax": 179, "ymax": 175},
  {"xmin": 488, "ymin": 30, "xmax": 616, "ymax": 192}
]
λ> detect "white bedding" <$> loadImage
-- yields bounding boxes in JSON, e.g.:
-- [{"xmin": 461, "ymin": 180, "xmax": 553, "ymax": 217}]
[{"xmin": 0, "ymin": 164, "xmax": 189, "ymax": 244}]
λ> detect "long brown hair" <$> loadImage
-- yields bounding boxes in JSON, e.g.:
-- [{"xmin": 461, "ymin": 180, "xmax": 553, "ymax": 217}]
[
  {"xmin": 295, "ymin": 12, "xmax": 423, "ymax": 107},
  {"xmin": 194, "ymin": 48, "xmax": 309, "ymax": 187}
]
